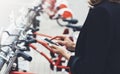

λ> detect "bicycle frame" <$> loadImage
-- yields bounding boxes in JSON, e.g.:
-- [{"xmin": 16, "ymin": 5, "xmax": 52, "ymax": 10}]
[{"xmin": 29, "ymin": 32, "xmax": 71, "ymax": 74}]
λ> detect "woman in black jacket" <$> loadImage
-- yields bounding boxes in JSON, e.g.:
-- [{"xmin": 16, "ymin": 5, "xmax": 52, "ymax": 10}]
[{"xmin": 50, "ymin": 0, "xmax": 120, "ymax": 74}]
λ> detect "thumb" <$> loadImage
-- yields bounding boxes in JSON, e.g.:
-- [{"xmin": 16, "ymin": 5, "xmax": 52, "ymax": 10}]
[{"xmin": 49, "ymin": 44, "xmax": 58, "ymax": 49}]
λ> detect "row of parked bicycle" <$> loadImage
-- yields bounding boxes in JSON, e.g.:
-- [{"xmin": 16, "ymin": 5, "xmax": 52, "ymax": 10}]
[{"xmin": 0, "ymin": 0, "xmax": 81, "ymax": 74}]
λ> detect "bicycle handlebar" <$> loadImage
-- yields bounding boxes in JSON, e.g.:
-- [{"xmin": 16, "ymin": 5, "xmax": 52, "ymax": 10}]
[
  {"xmin": 17, "ymin": 51, "xmax": 32, "ymax": 61},
  {"xmin": 33, "ymin": 33, "xmax": 71, "ymax": 72},
  {"xmin": 63, "ymin": 19, "xmax": 78, "ymax": 24},
  {"xmin": 66, "ymin": 24, "xmax": 82, "ymax": 31}
]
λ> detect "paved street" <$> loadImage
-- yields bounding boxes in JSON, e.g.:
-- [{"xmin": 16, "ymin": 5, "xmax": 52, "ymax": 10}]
[{"xmin": 0, "ymin": 0, "xmax": 89, "ymax": 74}]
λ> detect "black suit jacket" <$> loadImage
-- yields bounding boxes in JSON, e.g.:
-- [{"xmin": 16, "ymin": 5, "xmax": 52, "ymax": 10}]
[{"xmin": 68, "ymin": 1, "xmax": 120, "ymax": 74}]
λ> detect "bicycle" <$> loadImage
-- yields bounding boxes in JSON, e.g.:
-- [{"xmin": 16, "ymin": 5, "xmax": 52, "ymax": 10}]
[
  {"xmin": 0, "ymin": 1, "xmax": 42, "ymax": 74},
  {"xmin": 29, "ymin": 32, "xmax": 71, "ymax": 74},
  {"xmin": 0, "ymin": 0, "xmax": 82, "ymax": 74}
]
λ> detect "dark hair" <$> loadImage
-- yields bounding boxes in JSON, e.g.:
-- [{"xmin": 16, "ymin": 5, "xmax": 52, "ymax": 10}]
[{"xmin": 89, "ymin": 0, "xmax": 120, "ymax": 6}]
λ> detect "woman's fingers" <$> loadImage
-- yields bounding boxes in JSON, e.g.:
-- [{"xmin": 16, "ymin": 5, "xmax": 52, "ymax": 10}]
[
  {"xmin": 56, "ymin": 40, "xmax": 66, "ymax": 45},
  {"xmin": 49, "ymin": 44, "xmax": 56, "ymax": 48},
  {"xmin": 49, "ymin": 44, "xmax": 60, "ymax": 52},
  {"xmin": 49, "ymin": 44, "xmax": 71, "ymax": 60},
  {"xmin": 49, "ymin": 44, "xmax": 64, "ymax": 54},
  {"xmin": 51, "ymin": 35, "xmax": 67, "ymax": 40}
]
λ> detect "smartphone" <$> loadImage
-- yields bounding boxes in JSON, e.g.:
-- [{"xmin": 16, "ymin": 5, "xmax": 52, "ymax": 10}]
[{"xmin": 44, "ymin": 38, "xmax": 59, "ymax": 46}]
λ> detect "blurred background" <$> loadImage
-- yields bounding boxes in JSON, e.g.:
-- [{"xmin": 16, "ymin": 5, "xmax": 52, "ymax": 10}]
[{"xmin": 0, "ymin": 0, "xmax": 89, "ymax": 74}]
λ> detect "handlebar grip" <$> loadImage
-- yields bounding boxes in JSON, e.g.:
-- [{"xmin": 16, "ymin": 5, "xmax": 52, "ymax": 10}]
[
  {"xmin": 28, "ymin": 39, "xmax": 37, "ymax": 43},
  {"xmin": 0, "ymin": 52, "xmax": 7, "ymax": 70},
  {"xmin": 44, "ymin": 38, "xmax": 58, "ymax": 46},
  {"xmin": 25, "ymin": 39, "xmax": 37, "ymax": 46},
  {"xmin": 63, "ymin": 19, "xmax": 78, "ymax": 24},
  {"xmin": 0, "ymin": 57, "xmax": 6, "ymax": 70},
  {"xmin": 66, "ymin": 25, "xmax": 82, "ymax": 31},
  {"xmin": 18, "ymin": 51, "xmax": 32, "ymax": 62}
]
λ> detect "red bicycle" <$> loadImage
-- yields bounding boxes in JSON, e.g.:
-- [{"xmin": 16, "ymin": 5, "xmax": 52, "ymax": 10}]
[{"xmin": 29, "ymin": 32, "xmax": 71, "ymax": 74}]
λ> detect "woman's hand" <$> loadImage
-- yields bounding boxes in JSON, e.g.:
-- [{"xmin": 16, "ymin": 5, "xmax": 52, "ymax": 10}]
[
  {"xmin": 51, "ymin": 35, "xmax": 76, "ymax": 51},
  {"xmin": 49, "ymin": 44, "xmax": 71, "ymax": 60}
]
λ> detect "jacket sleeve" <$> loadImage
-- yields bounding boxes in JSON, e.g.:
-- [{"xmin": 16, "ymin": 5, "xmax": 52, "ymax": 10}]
[{"xmin": 67, "ymin": 7, "xmax": 113, "ymax": 74}]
